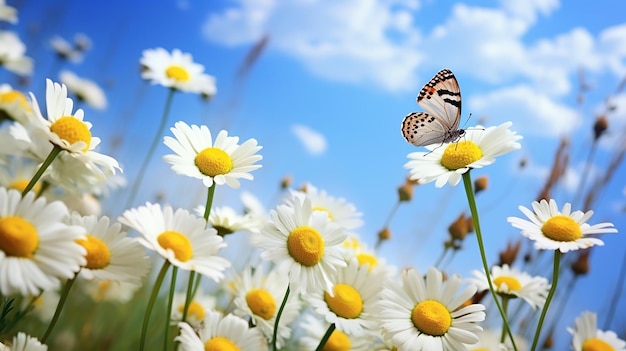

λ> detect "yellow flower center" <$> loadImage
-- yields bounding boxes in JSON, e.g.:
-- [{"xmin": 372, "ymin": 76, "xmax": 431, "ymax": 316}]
[
  {"xmin": 312, "ymin": 206, "xmax": 334, "ymax": 221},
  {"xmin": 324, "ymin": 283, "xmax": 363, "ymax": 319},
  {"xmin": 0, "ymin": 216, "xmax": 39, "ymax": 257},
  {"xmin": 165, "ymin": 65, "xmax": 191, "ymax": 82},
  {"xmin": 411, "ymin": 300, "xmax": 452, "ymax": 336},
  {"xmin": 178, "ymin": 301, "xmax": 206, "ymax": 321},
  {"xmin": 204, "ymin": 337, "xmax": 239, "ymax": 351},
  {"xmin": 356, "ymin": 253, "xmax": 378, "ymax": 271},
  {"xmin": 541, "ymin": 215, "xmax": 582, "ymax": 242},
  {"xmin": 582, "ymin": 337, "xmax": 615, "ymax": 351},
  {"xmin": 440, "ymin": 141, "xmax": 483, "ymax": 170},
  {"xmin": 323, "ymin": 330, "xmax": 351, "ymax": 351},
  {"xmin": 76, "ymin": 234, "xmax": 111, "ymax": 270},
  {"xmin": 0, "ymin": 90, "xmax": 30, "ymax": 109},
  {"xmin": 9, "ymin": 179, "xmax": 40, "ymax": 194},
  {"xmin": 195, "ymin": 147, "xmax": 233, "ymax": 177},
  {"xmin": 49, "ymin": 116, "xmax": 92, "ymax": 152},
  {"xmin": 157, "ymin": 230, "xmax": 193, "ymax": 262},
  {"xmin": 287, "ymin": 225, "xmax": 324, "ymax": 266},
  {"xmin": 493, "ymin": 275, "xmax": 522, "ymax": 291},
  {"xmin": 246, "ymin": 288, "xmax": 276, "ymax": 320}
]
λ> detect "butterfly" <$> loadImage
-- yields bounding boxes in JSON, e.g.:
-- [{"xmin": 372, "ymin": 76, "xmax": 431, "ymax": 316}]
[{"xmin": 401, "ymin": 68, "xmax": 465, "ymax": 147}]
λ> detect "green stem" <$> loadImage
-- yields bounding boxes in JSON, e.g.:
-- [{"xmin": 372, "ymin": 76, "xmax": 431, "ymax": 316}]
[
  {"xmin": 272, "ymin": 285, "xmax": 290, "ymax": 351},
  {"xmin": 499, "ymin": 296, "xmax": 510, "ymax": 344},
  {"xmin": 140, "ymin": 261, "xmax": 171, "ymax": 351},
  {"xmin": 164, "ymin": 266, "xmax": 178, "ymax": 351},
  {"xmin": 41, "ymin": 275, "xmax": 76, "ymax": 343},
  {"xmin": 23, "ymin": 145, "xmax": 63, "ymax": 197},
  {"xmin": 461, "ymin": 171, "xmax": 518, "ymax": 351},
  {"xmin": 530, "ymin": 250, "xmax": 561, "ymax": 351},
  {"xmin": 315, "ymin": 323, "xmax": 336, "ymax": 351},
  {"xmin": 181, "ymin": 271, "xmax": 195, "ymax": 323},
  {"xmin": 203, "ymin": 184, "xmax": 216, "ymax": 221},
  {"xmin": 125, "ymin": 88, "xmax": 176, "ymax": 209}
]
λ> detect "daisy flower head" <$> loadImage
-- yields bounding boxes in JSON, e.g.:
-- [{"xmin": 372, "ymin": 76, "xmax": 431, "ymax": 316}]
[
  {"xmin": 507, "ymin": 199, "xmax": 618, "ymax": 253},
  {"xmin": 569, "ymin": 311, "xmax": 626, "ymax": 351},
  {"xmin": 69, "ymin": 213, "xmax": 150, "ymax": 284},
  {"xmin": 176, "ymin": 311, "xmax": 268, "ymax": 351},
  {"xmin": 0, "ymin": 187, "xmax": 86, "ymax": 296},
  {"xmin": 299, "ymin": 313, "xmax": 374, "ymax": 351},
  {"xmin": 59, "ymin": 70, "xmax": 107, "ymax": 110},
  {"xmin": 140, "ymin": 47, "xmax": 215, "ymax": 94},
  {"xmin": 306, "ymin": 257, "xmax": 385, "ymax": 336},
  {"xmin": 195, "ymin": 205, "xmax": 261, "ymax": 235},
  {"xmin": 0, "ymin": 84, "xmax": 33, "ymax": 124},
  {"xmin": 469, "ymin": 264, "xmax": 549, "ymax": 310},
  {"xmin": 0, "ymin": 332, "xmax": 47, "ymax": 351},
  {"xmin": 170, "ymin": 288, "xmax": 216, "ymax": 328},
  {"xmin": 0, "ymin": 31, "xmax": 33, "ymax": 76},
  {"xmin": 377, "ymin": 266, "xmax": 486, "ymax": 351},
  {"xmin": 251, "ymin": 194, "xmax": 348, "ymax": 295},
  {"xmin": 288, "ymin": 183, "xmax": 363, "ymax": 230},
  {"xmin": 0, "ymin": 0, "xmax": 18, "ymax": 24},
  {"xmin": 118, "ymin": 202, "xmax": 230, "ymax": 282},
  {"xmin": 83, "ymin": 279, "xmax": 141, "ymax": 303},
  {"xmin": 465, "ymin": 329, "xmax": 527, "ymax": 351},
  {"xmin": 231, "ymin": 265, "xmax": 301, "ymax": 348},
  {"xmin": 404, "ymin": 122, "xmax": 522, "ymax": 187},
  {"xmin": 163, "ymin": 121, "xmax": 262, "ymax": 188}
]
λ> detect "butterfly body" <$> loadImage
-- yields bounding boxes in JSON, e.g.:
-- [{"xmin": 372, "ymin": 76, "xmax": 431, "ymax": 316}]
[{"xmin": 402, "ymin": 68, "xmax": 464, "ymax": 147}]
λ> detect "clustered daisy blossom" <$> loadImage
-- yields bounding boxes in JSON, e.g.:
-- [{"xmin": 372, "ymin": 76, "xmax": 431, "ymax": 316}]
[
  {"xmin": 0, "ymin": 332, "xmax": 47, "ymax": 351},
  {"xmin": 569, "ymin": 311, "xmax": 626, "ymax": 351},
  {"xmin": 507, "ymin": 199, "xmax": 618, "ymax": 252},
  {"xmin": 405, "ymin": 121, "xmax": 522, "ymax": 187}
]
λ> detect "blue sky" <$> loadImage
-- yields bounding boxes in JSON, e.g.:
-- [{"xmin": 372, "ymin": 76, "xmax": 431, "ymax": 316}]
[{"xmin": 3, "ymin": 0, "xmax": 626, "ymax": 348}]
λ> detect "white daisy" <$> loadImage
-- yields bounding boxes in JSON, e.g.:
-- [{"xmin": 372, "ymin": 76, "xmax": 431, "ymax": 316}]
[
  {"xmin": 170, "ymin": 288, "xmax": 216, "ymax": 328},
  {"xmin": 0, "ymin": 187, "xmax": 86, "ymax": 296},
  {"xmin": 377, "ymin": 266, "xmax": 486, "ymax": 351},
  {"xmin": 507, "ymin": 199, "xmax": 618, "ymax": 253},
  {"xmin": 195, "ymin": 205, "xmax": 261, "ymax": 235},
  {"xmin": 49, "ymin": 35, "xmax": 82, "ymax": 63},
  {"xmin": 0, "ymin": 332, "xmax": 47, "ymax": 351},
  {"xmin": 404, "ymin": 122, "xmax": 522, "ymax": 187},
  {"xmin": 69, "ymin": 213, "xmax": 150, "ymax": 284},
  {"xmin": 59, "ymin": 70, "xmax": 107, "ymax": 110},
  {"xmin": 0, "ymin": 0, "xmax": 18, "ymax": 24},
  {"xmin": 341, "ymin": 235, "xmax": 397, "ymax": 277},
  {"xmin": 0, "ymin": 84, "xmax": 33, "ymax": 124},
  {"xmin": 140, "ymin": 47, "xmax": 215, "ymax": 94},
  {"xmin": 298, "ymin": 313, "xmax": 374, "ymax": 351},
  {"xmin": 230, "ymin": 265, "xmax": 301, "ymax": 348},
  {"xmin": 83, "ymin": 279, "xmax": 141, "ymax": 303},
  {"xmin": 118, "ymin": 202, "xmax": 230, "ymax": 282},
  {"xmin": 465, "ymin": 329, "xmax": 527, "ymax": 351},
  {"xmin": 251, "ymin": 194, "xmax": 347, "ymax": 295},
  {"xmin": 0, "ymin": 31, "xmax": 33, "ymax": 76},
  {"xmin": 469, "ymin": 264, "xmax": 549, "ymax": 310},
  {"xmin": 176, "ymin": 311, "xmax": 268, "ymax": 351},
  {"xmin": 306, "ymin": 257, "xmax": 385, "ymax": 336},
  {"xmin": 569, "ymin": 311, "xmax": 626, "ymax": 351},
  {"xmin": 287, "ymin": 183, "xmax": 363, "ymax": 230},
  {"xmin": 163, "ymin": 121, "xmax": 262, "ymax": 188},
  {"xmin": 0, "ymin": 156, "xmax": 42, "ymax": 194}
]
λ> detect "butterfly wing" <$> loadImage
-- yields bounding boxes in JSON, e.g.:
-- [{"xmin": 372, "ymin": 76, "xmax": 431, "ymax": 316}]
[{"xmin": 401, "ymin": 112, "xmax": 451, "ymax": 146}]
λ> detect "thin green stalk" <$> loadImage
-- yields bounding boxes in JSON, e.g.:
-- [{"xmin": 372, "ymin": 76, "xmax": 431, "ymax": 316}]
[
  {"xmin": 41, "ymin": 275, "xmax": 77, "ymax": 343},
  {"xmin": 140, "ymin": 260, "xmax": 171, "ymax": 351},
  {"xmin": 181, "ymin": 271, "xmax": 195, "ymax": 324},
  {"xmin": 125, "ymin": 88, "xmax": 176, "ymax": 209},
  {"xmin": 530, "ymin": 250, "xmax": 561, "ymax": 351},
  {"xmin": 203, "ymin": 184, "xmax": 216, "ymax": 220},
  {"xmin": 499, "ymin": 296, "xmax": 510, "ymax": 344},
  {"xmin": 315, "ymin": 323, "xmax": 336, "ymax": 351},
  {"xmin": 164, "ymin": 266, "xmax": 178, "ymax": 351},
  {"xmin": 22, "ymin": 145, "xmax": 63, "ymax": 197},
  {"xmin": 462, "ymin": 171, "xmax": 518, "ymax": 351},
  {"xmin": 272, "ymin": 285, "xmax": 290, "ymax": 351}
]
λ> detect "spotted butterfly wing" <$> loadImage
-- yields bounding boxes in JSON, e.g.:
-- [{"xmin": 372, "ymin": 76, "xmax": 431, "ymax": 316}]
[{"xmin": 401, "ymin": 69, "xmax": 464, "ymax": 147}]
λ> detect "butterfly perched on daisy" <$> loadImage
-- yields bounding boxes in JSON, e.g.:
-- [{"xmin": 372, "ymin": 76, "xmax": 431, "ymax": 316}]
[{"xmin": 401, "ymin": 68, "xmax": 465, "ymax": 147}]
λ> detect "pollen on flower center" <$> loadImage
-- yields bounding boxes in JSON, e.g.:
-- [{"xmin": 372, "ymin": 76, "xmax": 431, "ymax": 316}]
[
  {"xmin": 76, "ymin": 234, "xmax": 111, "ymax": 270},
  {"xmin": 0, "ymin": 216, "xmax": 39, "ymax": 257},
  {"xmin": 157, "ymin": 230, "xmax": 193, "ymax": 262},
  {"xmin": 49, "ymin": 116, "xmax": 92, "ymax": 152},
  {"xmin": 324, "ymin": 330, "xmax": 351, "ymax": 351},
  {"xmin": 178, "ymin": 301, "xmax": 206, "ymax": 321},
  {"xmin": 411, "ymin": 299, "xmax": 452, "ymax": 336},
  {"xmin": 541, "ymin": 215, "xmax": 582, "ymax": 242},
  {"xmin": 9, "ymin": 179, "xmax": 40, "ymax": 194},
  {"xmin": 165, "ymin": 65, "xmax": 190, "ymax": 82},
  {"xmin": 356, "ymin": 253, "xmax": 378, "ymax": 271},
  {"xmin": 246, "ymin": 288, "xmax": 276, "ymax": 320},
  {"xmin": 440, "ymin": 141, "xmax": 483, "ymax": 170},
  {"xmin": 312, "ymin": 206, "xmax": 334, "ymax": 221},
  {"xmin": 324, "ymin": 283, "xmax": 363, "ymax": 319},
  {"xmin": 0, "ymin": 90, "xmax": 30, "ymax": 109},
  {"xmin": 194, "ymin": 147, "xmax": 233, "ymax": 177},
  {"xmin": 204, "ymin": 336, "xmax": 240, "ymax": 351},
  {"xmin": 287, "ymin": 225, "xmax": 325, "ymax": 266},
  {"xmin": 582, "ymin": 337, "xmax": 613, "ymax": 351},
  {"xmin": 493, "ymin": 276, "xmax": 522, "ymax": 291}
]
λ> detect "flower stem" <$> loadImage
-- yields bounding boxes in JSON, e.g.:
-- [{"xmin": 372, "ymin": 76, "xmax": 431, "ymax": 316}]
[
  {"xmin": 140, "ymin": 260, "xmax": 171, "ymax": 351},
  {"xmin": 499, "ymin": 296, "xmax": 510, "ymax": 344},
  {"xmin": 315, "ymin": 323, "xmax": 336, "ymax": 351},
  {"xmin": 164, "ymin": 266, "xmax": 178, "ymax": 351},
  {"xmin": 462, "ymin": 171, "xmax": 518, "ymax": 351},
  {"xmin": 272, "ymin": 285, "xmax": 290, "ymax": 351},
  {"xmin": 181, "ymin": 271, "xmax": 195, "ymax": 324},
  {"xmin": 530, "ymin": 250, "xmax": 561, "ymax": 351},
  {"xmin": 41, "ymin": 275, "xmax": 76, "ymax": 343},
  {"xmin": 203, "ymin": 183, "xmax": 216, "ymax": 221},
  {"xmin": 125, "ymin": 88, "xmax": 176, "ymax": 209},
  {"xmin": 22, "ymin": 144, "xmax": 62, "ymax": 197}
]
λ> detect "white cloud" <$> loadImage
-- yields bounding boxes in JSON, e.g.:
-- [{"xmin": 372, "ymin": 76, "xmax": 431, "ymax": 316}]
[
  {"xmin": 498, "ymin": 0, "xmax": 559, "ymax": 25},
  {"xmin": 291, "ymin": 124, "xmax": 327, "ymax": 156}
]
